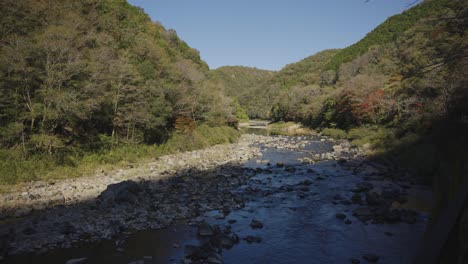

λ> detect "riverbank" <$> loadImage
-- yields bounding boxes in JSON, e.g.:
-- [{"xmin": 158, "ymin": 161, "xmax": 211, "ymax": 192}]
[
  {"xmin": 0, "ymin": 126, "xmax": 240, "ymax": 187},
  {"xmin": 239, "ymin": 121, "xmax": 315, "ymax": 136},
  {"xmin": 0, "ymin": 134, "xmax": 270, "ymax": 219},
  {"xmin": 0, "ymin": 134, "xmax": 343, "ymax": 256}
]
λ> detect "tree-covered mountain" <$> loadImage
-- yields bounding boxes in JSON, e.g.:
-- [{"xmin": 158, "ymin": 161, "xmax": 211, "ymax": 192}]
[
  {"xmin": 325, "ymin": 0, "xmax": 458, "ymax": 71},
  {"xmin": 219, "ymin": 0, "xmax": 466, "ymax": 131},
  {"xmin": 271, "ymin": 0, "xmax": 467, "ymax": 133},
  {"xmin": 209, "ymin": 66, "xmax": 275, "ymax": 119},
  {"xmin": 210, "ymin": 50, "xmax": 339, "ymax": 119},
  {"xmin": 272, "ymin": 49, "xmax": 340, "ymax": 88},
  {"xmin": 0, "ymin": 0, "xmax": 239, "ymax": 183}
]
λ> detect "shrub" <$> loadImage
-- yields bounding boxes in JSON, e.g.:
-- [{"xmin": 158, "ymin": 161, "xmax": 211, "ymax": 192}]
[{"xmin": 321, "ymin": 128, "xmax": 347, "ymax": 139}]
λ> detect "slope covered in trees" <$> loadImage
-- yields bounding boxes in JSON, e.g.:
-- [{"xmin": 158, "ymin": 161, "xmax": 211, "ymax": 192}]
[
  {"xmin": 219, "ymin": 0, "xmax": 466, "ymax": 149},
  {"xmin": 211, "ymin": 50, "xmax": 339, "ymax": 119},
  {"xmin": 269, "ymin": 0, "xmax": 467, "ymax": 143},
  {"xmin": 220, "ymin": 0, "xmax": 466, "ymax": 127},
  {"xmin": 272, "ymin": 49, "xmax": 340, "ymax": 88},
  {"xmin": 325, "ymin": 0, "xmax": 457, "ymax": 71},
  {"xmin": 209, "ymin": 66, "xmax": 275, "ymax": 119},
  {"xmin": 268, "ymin": 49, "xmax": 340, "ymax": 122},
  {"xmin": 0, "ymin": 0, "xmax": 466, "ymax": 202},
  {"xmin": 0, "ymin": 0, "xmax": 239, "ymax": 183}
]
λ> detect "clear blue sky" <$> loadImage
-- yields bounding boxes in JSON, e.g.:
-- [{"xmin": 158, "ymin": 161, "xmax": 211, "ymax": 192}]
[{"xmin": 128, "ymin": 0, "xmax": 411, "ymax": 71}]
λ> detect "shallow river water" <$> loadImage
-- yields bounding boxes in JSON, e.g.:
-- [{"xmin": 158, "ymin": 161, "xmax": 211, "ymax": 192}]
[{"xmin": 4, "ymin": 134, "xmax": 432, "ymax": 264}]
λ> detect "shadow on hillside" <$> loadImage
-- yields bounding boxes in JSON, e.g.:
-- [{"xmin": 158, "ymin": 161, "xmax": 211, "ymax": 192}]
[{"xmin": 368, "ymin": 114, "xmax": 468, "ymax": 264}]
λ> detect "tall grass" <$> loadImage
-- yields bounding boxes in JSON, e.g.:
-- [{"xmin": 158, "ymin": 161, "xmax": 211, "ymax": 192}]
[
  {"xmin": 267, "ymin": 121, "xmax": 315, "ymax": 136},
  {"xmin": 0, "ymin": 125, "xmax": 240, "ymax": 186},
  {"xmin": 320, "ymin": 128, "xmax": 348, "ymax": 139}
]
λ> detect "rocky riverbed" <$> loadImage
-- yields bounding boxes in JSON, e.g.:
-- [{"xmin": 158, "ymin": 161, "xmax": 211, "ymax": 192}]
[
  {"xmin": 0, "ymin": 135, "xmax": 270, "ymax": 219},
  {"xmin": 0, "ymin": 134, "xmax": 432, "ymax": 263}
]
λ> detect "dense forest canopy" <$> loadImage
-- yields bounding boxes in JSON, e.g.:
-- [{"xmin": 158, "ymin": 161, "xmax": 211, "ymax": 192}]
[
  {"xmin": 0, "ymin": 0, "xmax": 238, "ymax": 150},
  {"xmin": 0, "ymin": 0, "xmax": 243, "ymax": 183}
]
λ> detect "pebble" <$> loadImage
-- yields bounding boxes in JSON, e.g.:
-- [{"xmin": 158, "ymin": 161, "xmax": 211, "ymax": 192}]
[
  {"xmin": 336, "ymin": 213, "xmax": 346, "ymax": 219},
  {"xmin": 243, "ymin": 236, "xmax": 262, "ymax": 243},
  {"xmin": 250, "ymin": 219, "xmax": 264, "ymax": 229}
]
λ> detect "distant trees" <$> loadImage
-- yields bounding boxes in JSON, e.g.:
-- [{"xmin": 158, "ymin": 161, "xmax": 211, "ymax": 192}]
[
  {"xmin": 320, "ymin": 70, "xmax": 336, "ymax": 86},
  {"xmin": 213, "ymin": 51, "xmax": 340, "ymax": 121},
  {"xmin": 210, "ymin": 66, "xmax": 275, "ymax": 119}
]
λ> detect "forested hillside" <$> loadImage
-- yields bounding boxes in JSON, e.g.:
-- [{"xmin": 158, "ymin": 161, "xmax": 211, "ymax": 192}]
[
  {"xmin": 0, "ymin": 0, "xmax": 239, "ymax": 183},
  {"xmin": 210, "ymin": 66, "xmax": 274, "ymax": 119},
  {"xmin": 269, "ymin": 0, "xmax": 467, "ymax": 163},
  {"xmin": 325, "ymin": 0, "xmax": 457, "ymax": 71},
  {"xmin": 210, "ymin": 50, "xmax": 339, "ymax": 120},
  {"xmin": 0, "ymin": 0, "xmax": 466, "ymax": 200},
  {"xmin": 272, "ymin": 49, "xmax": 340, "ymax": 88},
  {"xmin": 219, "ymin": 0, "xmax": 466, "ymax": 165}
]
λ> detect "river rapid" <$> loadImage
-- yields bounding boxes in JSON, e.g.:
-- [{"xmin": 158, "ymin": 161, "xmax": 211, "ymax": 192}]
[{"xmin": 2, "ymin": 133, "xmax": 432, "ymax": 264}]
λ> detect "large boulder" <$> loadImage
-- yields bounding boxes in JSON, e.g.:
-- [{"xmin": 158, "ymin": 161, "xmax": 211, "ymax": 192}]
[
  {"xmin": 353, "ymin": 182, "xmax": 374, "ymax": 193},
  {"xmin": 250, "ymin": 219, "xmax": 264, "ymax": 229},
  {"xmin": 198, "ymin": 223, "xmax": 215, "ymax": 236},
  {"xmin": 365, "ymin": 192, "xmax": 384, "ymax": 206},
  {"xmin": 98, "ymin": 181, "xmax": 142, "ymax": 206}
]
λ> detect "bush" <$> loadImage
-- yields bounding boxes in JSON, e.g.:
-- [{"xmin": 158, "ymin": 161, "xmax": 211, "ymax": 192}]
[
  {"xmin": 348, "ymin": 126, "xmax": 376, "ymax": 141},
  {"xmin": 321, "ymin": 128, "xmax": 347, "ymax": 139},
  {"xmin": 348, "ymin": 126, "xmax": 381, "ymax": 146}
]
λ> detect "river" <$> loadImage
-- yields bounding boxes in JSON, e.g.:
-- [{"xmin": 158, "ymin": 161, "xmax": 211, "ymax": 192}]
[{"xmin": 2, "ymin": 132, "xmax": 432, "ymax": 264}]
